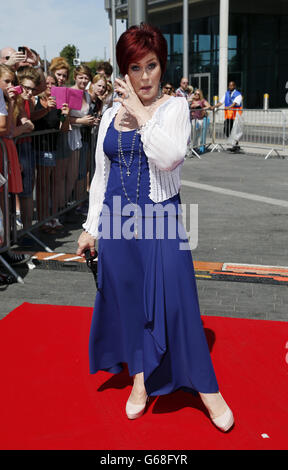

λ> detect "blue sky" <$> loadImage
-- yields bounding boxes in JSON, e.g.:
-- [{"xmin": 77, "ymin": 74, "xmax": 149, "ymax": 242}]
[{"xmin": 0, "ymin": 0, "xmax": 126, "ymax": 62}]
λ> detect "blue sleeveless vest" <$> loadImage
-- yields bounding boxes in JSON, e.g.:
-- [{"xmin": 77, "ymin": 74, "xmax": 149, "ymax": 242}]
[{"xmin": 225, "ymin": 90, "xmax": 241, "ymax": 108}]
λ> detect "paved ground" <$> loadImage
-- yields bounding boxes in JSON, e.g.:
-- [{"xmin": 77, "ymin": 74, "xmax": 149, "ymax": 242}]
[{"xmin": 1, "ymin": 149, "xmax": 288, "ymax": 321}]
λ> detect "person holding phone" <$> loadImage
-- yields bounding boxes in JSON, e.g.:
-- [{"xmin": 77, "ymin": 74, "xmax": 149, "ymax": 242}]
[
  {"xmin": 77, "ymin": 24, "xmax": 234, "ymax": 432},
  {"xmin": 0, "ymin": 65, "xmax": 23, "ymax": 195},
  {"xmin": 0, "ymin": 65, "xmax": 32, "ymax": 265},
  {"xmin": 68, "ymin": 65, "xmax": 94, "ymax": 203},
  {"xmin": 31, "ymin": 72, "xmax": 69, "ymax": 231},
  {"xmin": 13, "ymin": 67, "xmax": 40, "ymax": 237}
]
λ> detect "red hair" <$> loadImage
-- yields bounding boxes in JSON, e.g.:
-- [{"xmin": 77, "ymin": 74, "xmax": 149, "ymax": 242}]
[{"xmin": 116, "ymin": 23, "xmax": 167, "ymax": 77}]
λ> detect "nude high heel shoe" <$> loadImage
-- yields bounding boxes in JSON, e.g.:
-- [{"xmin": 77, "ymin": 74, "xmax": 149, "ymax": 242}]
[
  {"xmin": 200, "ymin": 392, "xmax": 234, "ymax": 432},
  {"xmin": 211, "ymin": 403, "xmax": 234, "ymax": 432},
  {"xmin": 210, "ymin": 392, "xmax": 234, "ymax": 432},
  {"xmin": 125, "ymin": 396, "xmax": 148, "ymax": 420}
]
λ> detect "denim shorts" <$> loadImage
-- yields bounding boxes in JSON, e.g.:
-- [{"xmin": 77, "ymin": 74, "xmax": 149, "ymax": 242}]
[{"xmin": 17, "ymin": 141, "xmax": 36, "ymax": 197}]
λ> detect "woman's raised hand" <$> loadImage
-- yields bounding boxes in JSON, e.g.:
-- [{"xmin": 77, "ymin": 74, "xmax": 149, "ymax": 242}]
[
  {"xmin": 114, "ymin": 74, "xmax": 150, "ymax": 127},
  {"xmin": 5, "ymin": 86, "xmax": 17, "ymax": 101},
  {"xmin": 5, "ymin": 51, "xmax": 26, "ymax": 68},
  {"xmin": 114, "ymin": 75, "xmax": 138, "ymax": 105}
]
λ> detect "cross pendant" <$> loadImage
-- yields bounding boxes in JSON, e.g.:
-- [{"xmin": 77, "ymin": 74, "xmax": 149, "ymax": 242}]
[{"xmin": 126, "ymin": 169, "xmax": 131, "ymax": 176}]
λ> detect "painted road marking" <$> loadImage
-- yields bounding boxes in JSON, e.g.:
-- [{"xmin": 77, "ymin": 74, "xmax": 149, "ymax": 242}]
[
  {"xmin": 43, "ymin": 253, "xmax": 66, "ymax": 260},
  {"xmin": 64, "ymin": 256, "xmax": 83, "ymax": 262},
  {"xmin": 223, "ymin": 262, "xmax": 288, "ymax": 276},
  {"xmin": 20, "ymin": 252, "xmax": 288, "ymax": 284},
  {"xmin": 181, "ymin": 180, "xmax": 288, "ymax": 208}
]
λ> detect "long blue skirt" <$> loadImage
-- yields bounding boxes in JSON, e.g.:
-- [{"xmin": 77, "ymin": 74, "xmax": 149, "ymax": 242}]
[{"xmin": 89, "ymin": 212, "xmax": 219, "ymax": 396}]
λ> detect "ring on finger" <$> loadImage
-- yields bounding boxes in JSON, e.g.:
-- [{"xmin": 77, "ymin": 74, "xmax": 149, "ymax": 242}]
[{"xmin": 124, "ymin": 92, "xmax": 130, "ymax": 100}]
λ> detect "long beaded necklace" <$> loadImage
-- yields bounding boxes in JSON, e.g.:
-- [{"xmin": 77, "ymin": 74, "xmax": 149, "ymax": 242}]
[
  {"xmin": 118, "ymin": 126, "xmax": 138, "ymax": 177},
  {"xmin": 116, "ymin": 91, "xmax": 164, "ymax": 238},
  {"xmin": 117, "ymin": 125, "xmax": 142, "ymax": 238}
]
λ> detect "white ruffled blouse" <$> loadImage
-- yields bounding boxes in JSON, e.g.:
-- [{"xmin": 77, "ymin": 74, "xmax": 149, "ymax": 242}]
[{"xmin": 83, "ymin": 96, "xmax": 190, "ymax": 238}]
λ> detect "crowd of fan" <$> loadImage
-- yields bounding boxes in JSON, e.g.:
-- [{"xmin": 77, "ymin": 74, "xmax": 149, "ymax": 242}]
[{"xmin": 0, "ymin": 45, "xmax": 114, "ymax": 274}]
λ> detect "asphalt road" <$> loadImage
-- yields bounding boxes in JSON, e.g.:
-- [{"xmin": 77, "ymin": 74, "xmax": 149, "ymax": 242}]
[{"xmin": 1, "ymin": 149, "xmax": 288, "ymax": 322}]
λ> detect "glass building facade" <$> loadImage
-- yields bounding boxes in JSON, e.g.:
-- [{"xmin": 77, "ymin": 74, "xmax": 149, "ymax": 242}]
[{"xmin": 145, "ymin": 0, "xmax": 288, "ymax": 108}]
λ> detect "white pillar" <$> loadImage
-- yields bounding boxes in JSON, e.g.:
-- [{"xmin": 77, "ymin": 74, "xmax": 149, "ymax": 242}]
[
  {"xmin": 128, "ymin": 0, "xmax": 147, "ymax": 27},
  {"xmin": 218, "ymin": 0, "xmax": 229, "ymax": 101},
  {"xmin": 111, "ymin": 0, "xmax": 117, "ymax": 81},
  {"xmin": 183, "ymin": 0, "xmax": 189, "ymax": 79}
]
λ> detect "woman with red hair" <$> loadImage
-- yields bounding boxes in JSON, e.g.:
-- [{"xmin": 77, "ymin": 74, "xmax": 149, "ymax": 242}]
[{"xmin": 77, "ymin": 24, "xmax": 234, "ymax": 432}]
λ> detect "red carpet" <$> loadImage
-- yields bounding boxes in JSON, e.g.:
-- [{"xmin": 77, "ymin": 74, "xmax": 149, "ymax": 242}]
[{"xmin": 0, "ymin": 302, "xmax": 287, "ymax": 450}]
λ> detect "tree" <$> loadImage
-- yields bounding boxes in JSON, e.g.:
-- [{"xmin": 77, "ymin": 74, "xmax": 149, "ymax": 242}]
[
  {"xmin": 83, "ymin": 59, "xmax": 103, "ymax": 77},
  {"xmin": 59, "ymin": 44, "xmax": 77, "ymax": 68},
  {"xmin": 59, "ymin": 44, "xmax": 106, "ymax": 84}
]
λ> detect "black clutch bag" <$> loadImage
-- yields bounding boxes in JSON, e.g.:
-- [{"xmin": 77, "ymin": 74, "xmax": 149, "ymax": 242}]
[{"xmin": 84, "ymin": 249, "xmax": 98, "ymax": 289}]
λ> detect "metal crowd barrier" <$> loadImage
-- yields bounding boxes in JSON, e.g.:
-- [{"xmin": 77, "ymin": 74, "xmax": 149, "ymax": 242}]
[
  {"xmin": 210, "ymin": 108, "xmax": 287, "ymax": 159},
  {"xmin": 0, "ymin": 138, "xmax": 25, "ymax": 283},
  {"xmin": 0, "ymin": 125, "xmax": 98, "ymax": 283},
  {"xmin": 12, "ymin": 126, "xmax": 97, "ymax": 252},
  {"xmin": 186, "ymin": 110, "xmax": 213, "ymax": 159}
]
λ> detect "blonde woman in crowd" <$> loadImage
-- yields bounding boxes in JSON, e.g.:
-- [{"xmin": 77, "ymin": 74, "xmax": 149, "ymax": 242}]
[
  {"xmin": 189, "ymin": 88, "xmax": 212, "ymax": 154},
  {"xmin": 89, "ymin": 73, "xmax": 107, "ymax": 119},
  {"xmin": 0, "ymin": 64, "xmax": 25, "ymax": 263},
  {"xmin": 49, "ymin": 57, "xmax": 70, "ymax": 88},
  {"xmin": 0, "ymin": 64, "xmax": 23, "ymax": 200},
  {"xmin": 68, "ymin": 65, "xmax": 94, "ymax": 202},
  {"xmin": 48, "ymin": 57, "xmax": 72, "ymax": 224}
]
